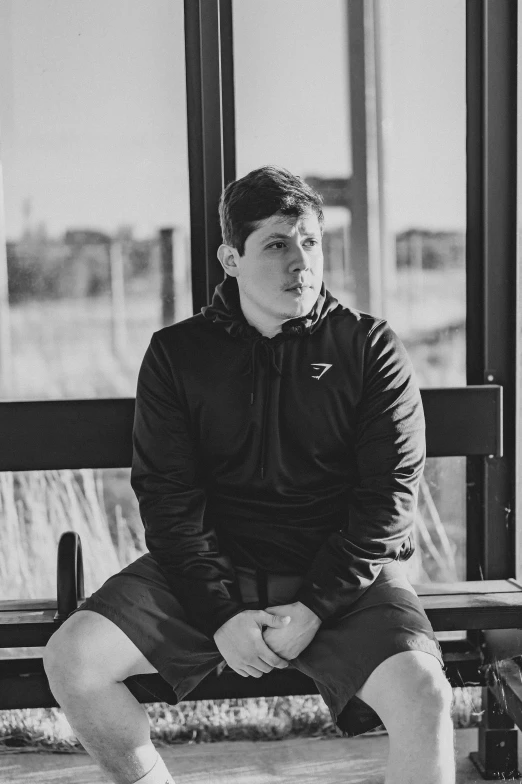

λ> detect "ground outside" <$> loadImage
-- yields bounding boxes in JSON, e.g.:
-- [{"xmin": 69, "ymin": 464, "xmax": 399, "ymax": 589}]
[{"xmin": 0, "ymin": 729, "xmax": 520, "ymax": 784}]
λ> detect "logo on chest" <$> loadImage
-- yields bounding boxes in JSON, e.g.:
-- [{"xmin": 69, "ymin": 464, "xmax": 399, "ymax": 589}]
[{"xmin": 311, "ymin": 363, "xmax": 333, "ymax": 380}]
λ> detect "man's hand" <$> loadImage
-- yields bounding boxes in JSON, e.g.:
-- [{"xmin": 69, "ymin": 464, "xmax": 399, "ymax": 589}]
[
  {"xmin": 214, "ymin": 610, "xmax": 291, "ymax": 678},
  {"xmin": 262, "ymin": 602, "xmax": 321, "ymax": 660}
]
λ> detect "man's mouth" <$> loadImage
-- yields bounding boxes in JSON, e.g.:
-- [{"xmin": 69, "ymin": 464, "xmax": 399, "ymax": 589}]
[{"xmin": 286, "ymin": 283, "xmax": 309, "ymax": 292}]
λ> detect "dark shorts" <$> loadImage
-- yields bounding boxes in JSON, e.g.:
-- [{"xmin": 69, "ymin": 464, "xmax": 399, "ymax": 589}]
[{"xmin": 75, "ymin": 554, "xmax": 445, "ymax": 736}]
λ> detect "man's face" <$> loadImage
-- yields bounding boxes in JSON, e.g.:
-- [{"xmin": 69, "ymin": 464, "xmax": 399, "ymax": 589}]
[{"xmin": 229, "ymin": 211, "xmax": 324, "ymax": 323}]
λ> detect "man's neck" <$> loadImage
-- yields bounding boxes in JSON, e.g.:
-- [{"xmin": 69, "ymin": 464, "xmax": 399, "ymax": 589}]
[
  {"xmin": 238, "ymin": 295, "xmax": 284, "ymax": 339},
  {"xmin": 243, "ymin": 314, "xmax": 283, "ymax": 339}
]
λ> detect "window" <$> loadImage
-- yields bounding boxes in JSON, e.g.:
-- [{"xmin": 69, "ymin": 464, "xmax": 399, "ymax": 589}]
[
  {"xmin": 0, "ymin": 0, "xmax": 191, "ymax": 401},
  {"xmin": 233, "ymin": 0, "xmax": 466, "ymax": 583}
]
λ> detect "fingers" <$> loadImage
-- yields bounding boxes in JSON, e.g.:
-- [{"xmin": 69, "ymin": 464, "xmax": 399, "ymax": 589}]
[
  {"xmin": 259, "ymin": 610, "xmax": 291, "ymax": 628},
  {"xmin": 259, "ymin": 647, "xmax": 288, "ymax": 668},
  {"xmin": 244, "ymin": 665, "xmax": 266, "ymax": 678},
  {"xmin": 267, "ymin": 658, "xmax": 289, "ymax": 669},
  {"xmin": 234, "ymin": 654, "xmax": 284, "ymax": 678},
  {"xmin": 235, "ymin": 665, "xmax": 267, "ymax": 678},
  {"xmin": 259, "ymin": 634, "xmax": 289, "ymax": 668},
  {"xmin": 252, "ymin": 658, "xmax": 274, "ymax": 674}
]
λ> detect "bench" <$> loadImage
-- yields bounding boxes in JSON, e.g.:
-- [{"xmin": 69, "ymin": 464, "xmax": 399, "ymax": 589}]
[{"xmin": 1, "ymin": 385, "xmax": 521, "ymax": 779}]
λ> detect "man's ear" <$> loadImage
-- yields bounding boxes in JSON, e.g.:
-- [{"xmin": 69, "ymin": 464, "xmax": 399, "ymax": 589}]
[{"xmin": 217, "ymin": 244, "xmax": 240, "ymax": 277}]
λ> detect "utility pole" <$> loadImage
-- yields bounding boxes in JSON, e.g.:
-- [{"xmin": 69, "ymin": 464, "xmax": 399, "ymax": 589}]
[
  {"xmin": 346, "ymin": 0, "xmax": 391, "ymax": 316},
  {"xmin": 109, "ymin": 239, "xmax": 127, "ymax": 358},
  {"xmin": 0, "ymin": 135, "xmax": 12, "ymax": 395},
  {"xmin": 160, "ymin": 227, "xmax": 189, "ymax": 326}
]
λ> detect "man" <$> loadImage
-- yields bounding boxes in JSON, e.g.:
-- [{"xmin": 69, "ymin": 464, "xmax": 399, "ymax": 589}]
[{"xmin": 44, "ymin": 166, "xmax": 455, "ymax": 784}]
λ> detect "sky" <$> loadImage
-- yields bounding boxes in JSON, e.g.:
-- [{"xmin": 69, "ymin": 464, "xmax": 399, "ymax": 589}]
[{"xmin": 0, "ymin": 0, "xmax": 466, "ymax": 240}]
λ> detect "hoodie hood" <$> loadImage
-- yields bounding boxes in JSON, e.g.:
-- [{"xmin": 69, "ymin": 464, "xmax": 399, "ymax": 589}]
[{"xmin": 201, "ymin": 275, "xmax": 339, "ymax": 339}]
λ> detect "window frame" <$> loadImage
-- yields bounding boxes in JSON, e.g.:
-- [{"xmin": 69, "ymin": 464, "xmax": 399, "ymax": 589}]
[
  {"xmin": 184, "ymin": 0, "xmax": 519, "ymax": 584},
  {"xmin": 465, "ymin": 0, "xmax": 518, "ymax": 582},
  {"xmin": 0, "ymin": 0, "xmax": 517, "ymax": 589}
]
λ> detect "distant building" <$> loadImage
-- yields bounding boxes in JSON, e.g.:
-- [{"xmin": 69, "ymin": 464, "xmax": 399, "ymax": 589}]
[
  {"xmin": 64, "ymin": 229, "xmax": 111, "ymax": 247},
  {"xmin": 396, "ymin": 229, "xmax": 465, "ymax": 270},
  {"xmin": 7, "ymin": 229, "xmax": 159, "ymax": 303}
]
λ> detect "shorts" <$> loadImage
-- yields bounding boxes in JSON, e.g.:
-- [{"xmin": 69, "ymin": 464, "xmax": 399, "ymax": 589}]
[{"xmin": 74, "ymin": 554, "xmax": 445, "ymax": 736}]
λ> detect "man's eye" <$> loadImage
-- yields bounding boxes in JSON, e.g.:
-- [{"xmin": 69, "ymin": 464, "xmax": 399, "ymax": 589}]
[{"xmin": 268, "ymin": 242, "xmax": 285, "ymax": 249}]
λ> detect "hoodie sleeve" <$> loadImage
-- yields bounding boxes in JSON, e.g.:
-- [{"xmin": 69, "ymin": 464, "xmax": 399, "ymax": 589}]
[
  {"xmin": 130, "ymin": 333, "xmax": 244, "ymax": 638},
  {"xmin": 295, "ymin": 320, "xmax": 425, "ymax": 622}
]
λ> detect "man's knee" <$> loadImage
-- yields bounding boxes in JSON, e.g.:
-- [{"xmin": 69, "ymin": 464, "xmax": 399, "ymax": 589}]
[
  {"xmin": 356, "ymin": 651, "xmax": 453, "ymax": 731},
  {"xmin": 410, "ymin": 662, "xmax": 453, "ymax": 721},
  {"xmin": 44, "ymin": 611, "xmax": 108, "ymax": 694}
]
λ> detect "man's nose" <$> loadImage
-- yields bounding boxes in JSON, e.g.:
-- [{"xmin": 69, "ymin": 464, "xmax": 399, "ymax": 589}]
[{"xmin": 289, "ymin": 246, "xmax": 309, "ymax": 271}]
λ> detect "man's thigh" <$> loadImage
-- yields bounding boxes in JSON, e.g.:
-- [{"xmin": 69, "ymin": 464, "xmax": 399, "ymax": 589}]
[{"xmin": 64, "ymin": 553, "xmax": 222, "ymax": 700}]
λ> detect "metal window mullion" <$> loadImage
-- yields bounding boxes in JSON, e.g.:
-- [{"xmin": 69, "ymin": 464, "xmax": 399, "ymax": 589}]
[
  {"xmin": 200, "ymin": 0, "xmax": 225, "ymax": 307},
  {"xmin": 466, "ymin": 0, "xmax": 518, "ymax": 581},
  {"xmin": 517, "ymin": 0, "xmax": 522, "ymax": 584},
  {"xmin": 219, "ymin": 0, "xmax": 236, "ymax": 189},
  {"xmin": 465, "ymin": 0, "xmax": 485, "ymax": 581},
  {"xmin": 184, "ymin": 0, "xmax": 207, "ymax": 314},
  {"xmin": 185, "ymin": 0, "xmax": 236, "ymax": 314}
]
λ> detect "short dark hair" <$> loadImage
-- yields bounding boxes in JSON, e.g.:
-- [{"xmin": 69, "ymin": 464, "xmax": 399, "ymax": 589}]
[{"xmin": 219, "ymin": 165, "xmax": 324, "ymax": 256}]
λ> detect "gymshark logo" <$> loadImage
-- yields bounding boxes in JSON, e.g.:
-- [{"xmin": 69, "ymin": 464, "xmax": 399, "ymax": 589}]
[{"xmin": 311, "ymin": 363, "xmax": 333, "ymax": 380}]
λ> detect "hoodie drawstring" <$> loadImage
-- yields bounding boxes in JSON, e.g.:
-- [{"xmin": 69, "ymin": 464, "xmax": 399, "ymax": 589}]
[{"xmin": 242, "ymin": 339, "xmax": 282, "ymax": 479}]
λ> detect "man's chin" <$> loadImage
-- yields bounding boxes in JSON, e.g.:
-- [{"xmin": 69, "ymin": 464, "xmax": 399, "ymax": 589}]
[{"xmin": 281, "ymin": 290, "xmax": 318, "ymax": 318}]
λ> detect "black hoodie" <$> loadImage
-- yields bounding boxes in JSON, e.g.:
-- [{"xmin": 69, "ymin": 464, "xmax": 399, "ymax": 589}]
[{"xmin": 131, "ymin": 276, "xmax": 425, "ymax": 638}]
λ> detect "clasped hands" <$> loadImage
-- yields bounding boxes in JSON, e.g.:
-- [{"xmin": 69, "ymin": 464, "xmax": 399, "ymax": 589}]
[{"xmin": 213, "ymin": 602, "xmax": 321, "ymax": 678}]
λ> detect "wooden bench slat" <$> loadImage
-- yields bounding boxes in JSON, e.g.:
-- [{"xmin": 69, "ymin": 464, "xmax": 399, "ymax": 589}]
[
  {"xmin": 0, "ymin": 599, "xmax": 56, "ymax": 612},
  {"xmin": 1, "ymin": 580, "xmax": 522, "ymax": 646},
  {"xmin": 0, "ymin": 385, "xmax": 502, "ymax": 471},
  {"xmin": 415, "ymin": 579, "xmax": 522, "ymax": 595},
  {"xmin": 0, "ymin": 609, "xmax": 57, "ymax": 625}
]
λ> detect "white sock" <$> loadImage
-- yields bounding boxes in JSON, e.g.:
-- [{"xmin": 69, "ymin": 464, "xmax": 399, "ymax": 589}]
[{"xmin": 133, "ymin": 754, "xmax": 175, "ymax": 784}]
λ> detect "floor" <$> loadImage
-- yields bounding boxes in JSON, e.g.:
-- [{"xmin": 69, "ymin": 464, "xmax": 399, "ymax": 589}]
[{"xmin": 0, "ymin": 729, "xmax": 520, "ymax": 784}]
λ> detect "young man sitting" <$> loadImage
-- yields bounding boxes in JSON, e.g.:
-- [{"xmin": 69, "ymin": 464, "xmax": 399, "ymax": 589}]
[{"xmin": 44, "ymin": 166, "xmax": 455, "ymax": 784}]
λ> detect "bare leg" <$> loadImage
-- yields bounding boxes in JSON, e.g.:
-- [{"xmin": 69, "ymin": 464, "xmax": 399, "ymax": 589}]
[
  {"xmin": 355, "ymin": 650, "xmax": 455, "ymax": 784},
  {"xmin": 44, "ymin": 610, "xmax": 173, "ymax": 784}
]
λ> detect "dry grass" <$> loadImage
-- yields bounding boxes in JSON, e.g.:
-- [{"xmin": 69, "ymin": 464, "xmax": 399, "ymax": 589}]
[
  {"xmin": 0, "ymin": 691, "xmax": 483, "ymax": 751},
  {"xmin": 0, "ymin": 697, "xmax": 338, "ymax": 750},
  {"xmin": 0, "ymin": 469, "xmax": 142, "ymax": 601}
]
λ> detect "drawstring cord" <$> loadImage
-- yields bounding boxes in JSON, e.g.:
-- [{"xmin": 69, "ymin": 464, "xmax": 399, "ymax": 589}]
[
  {"xmin": 241, "ymin": 339, "xmax": 282, "ymax": 478},
  {"xmin": 255, "ymin": 569, "xmax": 269, "ymax": 609}
]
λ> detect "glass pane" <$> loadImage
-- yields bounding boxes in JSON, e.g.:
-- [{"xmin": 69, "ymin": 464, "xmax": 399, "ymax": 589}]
[
  {"xmin": 404, "ymin": 458, "xmax": 466, "ymax": 585},
  {"xmin": 380, "ymin": 0, "xmax": 466, "ymax": 388},
  {"xmin": 233, "ymin": 0, "xmax": 466, "ymax": 586},
  {"xmin": 1, "ymin": 468, "xmax": 143, "ymax": 602},
  {"xmin": 233, "ymin": 0, "xmax": 466, "ymax": 388},
  {"xmin": 2, "ymin": 458, "xmax": 465, "ymax": 607},
  {"xmin": 0, "ymin": 0, "xmax": 191, "ymax": 401}
]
